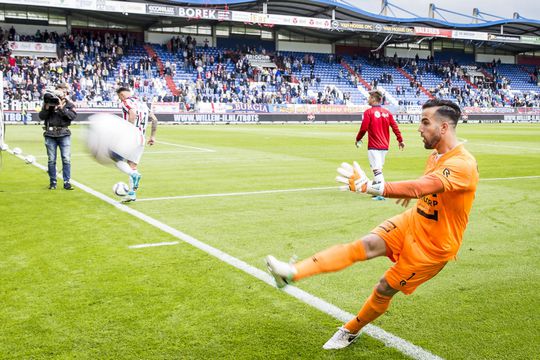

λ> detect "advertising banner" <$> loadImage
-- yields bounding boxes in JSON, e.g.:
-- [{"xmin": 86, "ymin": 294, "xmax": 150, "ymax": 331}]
[
  {"xmin": 451, "ymin": 30, "xmax": 488, "ymax": 41},
  {"xmin": 146, "ymin": 4, "xmax": 177, "ymax": 17},
  {"xmin": 520, "ymin": 36, "xmax": 540, "ymax": 45},
  {"xmin": 231, "ymin": 11, "xmax": 330, "ymax": 29},
  {"xmin": 414, "ymin": 27, "xmax": 452, "ymax": 38},
  {"xmin": 463, "ymin": 107, "xmax": 516, "ymax": 114},
  {"xmin": 8, "ymin": 41, "xmax": 56, "ymax": 53},
  {"xmin": 101, "ymin": 0, "xmax": 145, "ymax": 14},
  {"xmin": 6, "ymin": 110, "xmax": 540, "ymax": 124},
  {"xmin": 177, "ymin": 7, "xmax": 232, "ymax": 21},
  {"xmin": 332, "ymin": 20, "xmax": 413, "ymax": 35},
  {"xmin": 269, "ymin": 104, "xmax": 368, "ymax": 114},
  {"xmin": 9, "ymin": 0, "xmax": 96, "ymax": 9},
  {"xmin": 151, "ymin": 102, "xmax": 180, "ymax": 113},
  {"xmin": 487, "ymin": 34, "xmax": 521, "ymax": 42}
]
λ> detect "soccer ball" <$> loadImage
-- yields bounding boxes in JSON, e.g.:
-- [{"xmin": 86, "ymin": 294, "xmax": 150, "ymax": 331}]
[
  {"xmin": 12, "ymin": 147, "xmax": 22, "ymax": 155},
  {"xmin": 85, "ymin": 113, "xmax": 142, "ymax": 165},
  {"xmin": 113, "ymin": 182, "xmax": 130, "ymax": 197},
  {"xmin": 24, "ymin": 155, "xmax": 35, "ymax": 164}
]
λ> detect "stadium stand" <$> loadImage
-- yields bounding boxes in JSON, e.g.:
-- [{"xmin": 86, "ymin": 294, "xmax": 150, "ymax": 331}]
[{"xmin": 1, "ymin": 23, "xmax": 539, "ymax": 109}]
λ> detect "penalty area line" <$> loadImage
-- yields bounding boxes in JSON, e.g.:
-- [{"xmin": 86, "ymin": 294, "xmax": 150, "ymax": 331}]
[
  {"xmin": 137, "ymin": 186, "xmax": 339, "ymax": 202},
  {"xmin": 137, "ymin": 175, "xmax": 540, "ymax": 202},
  {"xmin": 128, "ymin": 241, "xmax": 179, "ymax": 249},
  {"xmin": 482, "ymin": 175, "xmax": 540, "ymax": 181},
  {"xmin": 156, "ymin": 140, "xmax": 216, "ymax": 152},
  {"xmin": 6, "ymin": 148, "xmax": 443, "ymax": 360}
]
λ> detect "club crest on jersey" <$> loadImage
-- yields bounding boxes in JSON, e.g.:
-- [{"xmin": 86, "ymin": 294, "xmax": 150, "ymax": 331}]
[{"xmin": 374, "ymin": 111, "xmax": 381, "ymax": 118}]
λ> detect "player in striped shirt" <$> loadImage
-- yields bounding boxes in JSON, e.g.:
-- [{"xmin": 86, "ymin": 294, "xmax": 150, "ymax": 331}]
[{"xmin": 116, "ymin": 87, "xmax": 158, "ymax": 202}]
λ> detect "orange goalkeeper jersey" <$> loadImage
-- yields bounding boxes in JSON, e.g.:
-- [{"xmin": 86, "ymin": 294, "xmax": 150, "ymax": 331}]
[{"xmin": 408, "ymin": 144, "xmax": 478, "ymax": 261}]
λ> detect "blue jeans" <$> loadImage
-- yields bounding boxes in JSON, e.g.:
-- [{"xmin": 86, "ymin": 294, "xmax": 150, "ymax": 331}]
[{"xmin": 45, "ymin": 135, "xmax": 71, "ymax": 184}]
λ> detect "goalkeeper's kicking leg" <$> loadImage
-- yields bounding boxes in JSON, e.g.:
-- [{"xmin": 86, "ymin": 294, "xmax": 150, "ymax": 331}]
[
  {"xmin": 266, "ymin": 233, "xmax": 387, "ymax": 285},
  {"xmin": 266, "ymin": 233, "xmax": 397, "ymax": 349}
]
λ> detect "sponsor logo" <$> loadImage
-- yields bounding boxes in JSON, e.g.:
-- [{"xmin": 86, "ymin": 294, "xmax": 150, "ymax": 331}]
[
  {"xmin": 443, "ymin": 168, "xmax": 451, "ymax": 177},
  {"xmin": 146, "ymin": 4, "xmax": 176, "ymax": 16}
]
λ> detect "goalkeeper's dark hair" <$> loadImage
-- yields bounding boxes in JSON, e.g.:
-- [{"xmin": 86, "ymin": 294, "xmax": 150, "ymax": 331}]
[
  {"xmin": 116, "ymin": 86, "xmax": 131, "ymax": 94},
  {"xmin": 422, "ymin": 99, "xmax": 461, "ymax": 127}
]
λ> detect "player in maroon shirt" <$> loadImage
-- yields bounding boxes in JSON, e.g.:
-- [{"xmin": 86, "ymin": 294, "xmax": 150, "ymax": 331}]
[{"xmin": 355, "ymin": 90, "xmax": 404, "ymax": 200}]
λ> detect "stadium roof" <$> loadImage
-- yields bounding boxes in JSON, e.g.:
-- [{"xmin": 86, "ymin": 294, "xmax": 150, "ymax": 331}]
[
  {"xmin": 8, "ymin": 0, "xmax": 539, "ymax": 53},
  {"xmin": 139, "ymin": 0, "xmax": 540, "ymax": 52}
]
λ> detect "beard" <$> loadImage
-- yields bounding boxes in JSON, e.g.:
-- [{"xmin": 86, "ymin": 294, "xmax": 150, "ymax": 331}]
[{"xmin": 423, "ymin": 133, "xmax": 441, "ymax": 149}]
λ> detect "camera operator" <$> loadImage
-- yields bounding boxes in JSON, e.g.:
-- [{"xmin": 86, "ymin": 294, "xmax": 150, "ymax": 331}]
[{"xmin": 39, "ymin": 83, "xmax": 77, "ymax": 190}]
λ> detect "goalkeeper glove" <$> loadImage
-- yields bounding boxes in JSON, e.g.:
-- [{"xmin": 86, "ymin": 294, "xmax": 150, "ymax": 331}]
[{"xmin": 335, "ymin": 161, "xmax": 384, "ymax": 196}]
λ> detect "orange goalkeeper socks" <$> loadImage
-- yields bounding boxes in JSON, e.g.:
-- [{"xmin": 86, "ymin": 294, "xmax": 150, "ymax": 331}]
[
  {"xmin": 292, "ymin": 239, "xmax": 367, "ymax": 281},
  {"xmin": 344, "ymin": 289, "xmax": 392, "ymax": 334}
]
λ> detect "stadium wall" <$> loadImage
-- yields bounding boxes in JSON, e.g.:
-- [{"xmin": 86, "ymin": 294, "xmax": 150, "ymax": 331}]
[
  {"xmin": 277, "ymin": 41, "xmax": 332, "ymax": 54},
  {"xmin": 146, "ymin": 32, "xmax": 213, "ymax": 47},
  {"xmin": 334, "ymin": 45, "xmax": 373, "ymax": 56},
  {"xmin": 384, "ymin": 48, "xmax": 431, "ymax": 59},
  {"xmin": 517, "ymin": 56, "xmax": 540, "ymax": 66},
  {"xmin": 434, "ymin": 50, "xmax": 475, "ymax": 63},
  {"xmin": 217, "ymin": 37, "xmax": 275, "ymax": 51},
  {"xmin": 476, "ymin": 54, "xmax": 515, "ymax": 64},
  {"xmin": 0, "ymin": 22, "xmax": 67, "ymax": 36}
]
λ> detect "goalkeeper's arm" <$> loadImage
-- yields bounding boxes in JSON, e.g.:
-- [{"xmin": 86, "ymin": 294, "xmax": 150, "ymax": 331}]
[
  {"xmin": 383, "ymin": 174, "xmax": 444, "ymax": 198},
  {"xmin": 336, "ymin": 162, "xmax": 444, "ymax": 198}
]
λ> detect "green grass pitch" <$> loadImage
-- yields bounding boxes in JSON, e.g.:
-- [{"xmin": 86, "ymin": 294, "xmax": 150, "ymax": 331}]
[{"xmin": 1, "ymin": 123, "xmax": 539, "ymax": 359}]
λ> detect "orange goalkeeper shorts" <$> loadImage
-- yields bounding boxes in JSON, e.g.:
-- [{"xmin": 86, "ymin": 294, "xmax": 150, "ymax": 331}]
[{"xmin": 372, "ymin": 211, "xmax": 447, "ymax": 295}]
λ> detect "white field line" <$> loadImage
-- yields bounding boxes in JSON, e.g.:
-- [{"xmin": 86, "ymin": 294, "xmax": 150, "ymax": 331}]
[
  {"xmin": 481, "ymin": 175, "xmax": 540, "ymax": 181},
  {"xmin": 459, "ymin": 138, "xmax": 540, "ymax": 151},
  {"xmin": 473, "ymin": 143, "xmax": 540, "ymax": 151},
  {"xmin": 128, "ymin": 241, "xmax": 179, "ymax": 249},
  {"xmin": 137, "ymin": 186, "xmax": 339, "ymax": 202},
  {"xmin": 6, "ymin": 147, "xmax": 442, "ymax": 360},
  {"xmin": 137, "ymin": 175, "xmax": 540, "ymax": 202},
  {"xmin": 156, "ymin": 140, "xmax": 215, "ymax": 152},
  {"xmin": 32, "ymin": 150, "xmax": 207, "ymax": 159}
]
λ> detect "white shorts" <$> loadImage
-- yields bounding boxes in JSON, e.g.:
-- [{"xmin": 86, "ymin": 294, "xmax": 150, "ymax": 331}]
[
  {"xmin": 368, "ymin": 149, "xmax": 388, "ymax": 170},
  {"xmin": 128, "ymin": 144, "xmax": 145, "ymax": 164},
  {"xmin": 126, "ymin": 132, "xmax": 145, "ymax": 164},
  {"xmin": 111, "ymin": 129, "xmax": 145, "ymax": 164}
]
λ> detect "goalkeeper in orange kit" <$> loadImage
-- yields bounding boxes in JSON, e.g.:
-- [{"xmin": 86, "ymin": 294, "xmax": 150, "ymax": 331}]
[{"xmin": 266, "ymin": 99, "xmax": 479, "ymax": 350}]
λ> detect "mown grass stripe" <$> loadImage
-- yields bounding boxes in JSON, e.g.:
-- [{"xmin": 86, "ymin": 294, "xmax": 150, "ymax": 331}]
[{"xmin": 7, "ymin": 147, "xmax": 443, "ymax": 360}]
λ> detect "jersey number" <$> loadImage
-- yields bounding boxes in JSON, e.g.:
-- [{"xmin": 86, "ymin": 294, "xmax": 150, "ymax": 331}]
[{"xmin": 417, "ymin": 208, "xmax": 439, "ymax": 221}]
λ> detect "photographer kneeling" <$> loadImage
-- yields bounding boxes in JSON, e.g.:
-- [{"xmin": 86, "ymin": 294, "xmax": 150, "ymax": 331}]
[{"xmin": 39, "ymin": 83, "xmax": 77, "ymax": 190}]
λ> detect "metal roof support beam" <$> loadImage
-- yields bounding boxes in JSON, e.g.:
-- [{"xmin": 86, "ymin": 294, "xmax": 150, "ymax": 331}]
[
  {"xmin": 431, "ymin": 5, "xmax": 485, "ymax": 22},
  {"xmin": 380, "ymin": 0, "xmax": 388, "ymax": 16},
  {"xmin": 477, "ymin": 10, "xmax": 505, "ymax": 20},
  {"xmin": 472, "ymin": 8, "xmax": 480, "ymax": 24},
  {"xmin": 384, "ymin": 1, "xmax": 421, "ymax": 18}
]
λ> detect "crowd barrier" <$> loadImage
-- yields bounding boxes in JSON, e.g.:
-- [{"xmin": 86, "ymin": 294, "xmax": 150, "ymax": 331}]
[{"xmin": 4, "ymin": 109, "xmax": 540, "ymax": 124}]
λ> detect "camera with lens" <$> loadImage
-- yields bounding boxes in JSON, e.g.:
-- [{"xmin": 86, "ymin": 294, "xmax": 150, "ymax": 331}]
[{"xmin": 43, "ymin": 89, "xmax": 65, "ymax": 106}]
